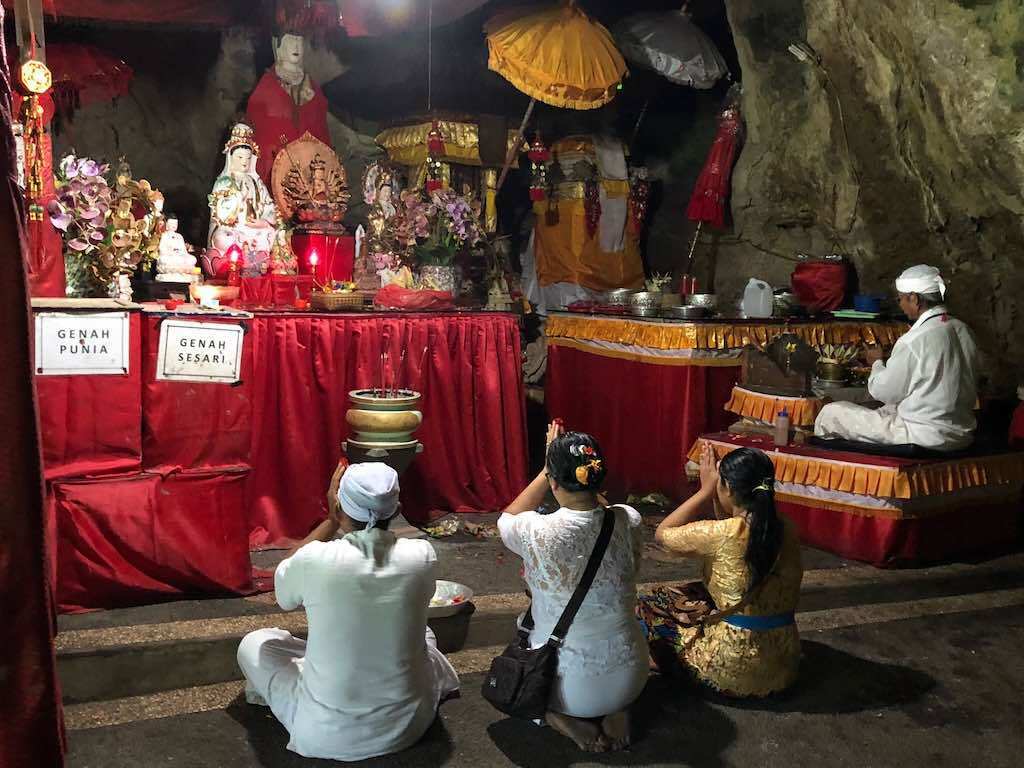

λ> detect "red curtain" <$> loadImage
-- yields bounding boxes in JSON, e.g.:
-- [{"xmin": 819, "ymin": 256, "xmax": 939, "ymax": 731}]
[
  {"xmin": 35, "ymin": 312, "xmax": 143, "ymax": 480},
  {"xmin": 54, "ymin": 469, "xmax": 253, "ymax": 612},
  {"xmin": 546, "ymin": 345, "xmax": 738, "ymax": 499},
  {"xmin": 244, "ymin": 313, "xmax": 528, "ymax": 545},
  {"xmin": 0, "ymin": 4, "xmax": 65, "ymax": 759}
]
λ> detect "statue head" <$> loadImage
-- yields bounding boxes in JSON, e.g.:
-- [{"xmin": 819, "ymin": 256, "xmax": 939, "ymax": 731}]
[
  {"xmin": 165, "ymin": 217, "xmax": 179, "ymax": 233},
  {"xmin": 229, "ymin": 146, "xmax": 254, "ymax": 175},
  {"xmin": 274, "ymin": 33, "xmax": 305, "ymax": 72},
  {"xmin": 223, "ymin": 123, "xmax": 260, "ymax": 164}
]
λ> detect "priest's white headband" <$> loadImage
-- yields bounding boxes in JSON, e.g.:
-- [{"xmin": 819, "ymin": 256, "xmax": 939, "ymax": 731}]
[{"xmin": 895, "ymin": 265, "xmax": 946, "ymax": 299}]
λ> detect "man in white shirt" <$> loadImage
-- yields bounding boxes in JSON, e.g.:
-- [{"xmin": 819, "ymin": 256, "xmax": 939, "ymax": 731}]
[
  {"xmin": 814, "ymin": 265, "xmax": 978, "ymax": 451},
  {"xmin": 237, "ymin": 462, "xmax": 459, "ymax": 762}
]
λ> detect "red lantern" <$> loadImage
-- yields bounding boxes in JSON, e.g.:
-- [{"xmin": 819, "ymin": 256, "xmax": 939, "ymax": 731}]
[
  {"xmin": 427, "ymin": 121, "xmax": 446, "ymax": 157},
  {"xmin": 527, "ymin": 133, "xmax": 550, "ymax": 164}
]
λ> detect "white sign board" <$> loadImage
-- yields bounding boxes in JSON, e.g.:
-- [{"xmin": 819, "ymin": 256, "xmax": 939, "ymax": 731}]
[
  {"xmin": 156, "ymin": 319, "xmax": 245, "ymax": 384},
  {"xmin": 34, "ymin": 312, "xmax": 130, "ymax": 376}
]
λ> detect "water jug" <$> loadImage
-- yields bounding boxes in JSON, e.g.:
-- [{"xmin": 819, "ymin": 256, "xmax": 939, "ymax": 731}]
[{"xmin": 742, "ymin": 278, "xmax": 773, "ymax": 318}]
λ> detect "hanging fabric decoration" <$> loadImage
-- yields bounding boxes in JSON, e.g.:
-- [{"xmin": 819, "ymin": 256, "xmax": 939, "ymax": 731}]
[
  {"xmin": 583, "ymin": 178, "xmax": 601, "ymax": 239},
  {"xmin": 17, "ymin": 57, "xmax": 52, "ymax": 222},
  {"xmin": 628, "ymin": 168, "xmax": 650, "ymax": 236},
  {"xmin": 425, "ymin": 157, "xmax": 444, "ymax": 193},
  {"xmin": 426, "ymin": 121, "xmax": 446, "ymax": 157},
  {"xmin": 527, "ymin": 133, "xmax": 550, "ymax": 202}
]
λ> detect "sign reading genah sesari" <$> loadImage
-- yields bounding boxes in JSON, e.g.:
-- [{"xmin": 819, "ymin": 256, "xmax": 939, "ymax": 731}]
[
  {"xmin": 34, "ymin": 311, "xmax": 130, "ymax": 375},
  {"xmin": 156, "ymin": 319, "xmax": 244, "ymax": 384}
]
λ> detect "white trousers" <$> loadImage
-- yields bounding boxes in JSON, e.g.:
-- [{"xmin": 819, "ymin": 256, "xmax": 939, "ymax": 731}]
[
  {"xmin": 814, "ymin": 402, "xmax": 911, "ymax": 445},
  {"xmin": 550, "ymin": 659, "xmax": 649, "ymax": 719},
  {"xmin": 237, "ymin": 627, "xmax": 459, "ymax": 760}
]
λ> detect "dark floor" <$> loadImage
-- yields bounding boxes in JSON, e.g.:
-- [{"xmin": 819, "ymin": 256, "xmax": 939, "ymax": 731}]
[{"xmin": 67, "ymin": 602, "xmax": 1024, "ymax": 767}]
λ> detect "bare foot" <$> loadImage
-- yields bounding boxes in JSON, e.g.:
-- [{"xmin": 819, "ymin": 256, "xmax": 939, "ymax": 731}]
[
  {"xmin": 600, "ymin": 709, "xmax": 631, "ymax": 751},
  {"xmin": 546, "ymin": 711, "xmax": 609, "ymax": 752}
]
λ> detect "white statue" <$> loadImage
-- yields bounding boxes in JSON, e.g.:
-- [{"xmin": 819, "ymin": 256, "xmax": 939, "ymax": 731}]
[
  {"xmin": 203, "ymin": 123, "xmax": 282, "ymax": 278},
  {"xmin": 156, "ymin": 218, "xmax": 198, "ymax": 283}
]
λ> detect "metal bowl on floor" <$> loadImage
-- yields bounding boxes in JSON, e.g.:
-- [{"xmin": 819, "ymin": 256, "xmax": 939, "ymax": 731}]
[
  {"xmin": 664, "ymin": 304, "xmax": 709, "ymax": 320},
  {"xmin": 606, "ymin": 288, "xmax": 638, "ymax": 306},
  {"xmin": 629, "ymin": 291, "xmax": 663, "ymax": 316},
  {"xmin": 686, "ymin": 293, "xmax": 718, "ymax": 310}
]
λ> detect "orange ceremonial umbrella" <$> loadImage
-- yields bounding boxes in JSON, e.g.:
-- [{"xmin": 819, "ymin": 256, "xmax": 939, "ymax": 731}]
[{"xmin": 485, "ymin": 0, "xmax": 627, "ymax": 189}]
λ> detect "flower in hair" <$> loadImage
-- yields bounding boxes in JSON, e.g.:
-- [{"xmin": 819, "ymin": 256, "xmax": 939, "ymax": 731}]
[{"xmin": 575, "ymin": 458, "xmax": 603, "ymax": 485}]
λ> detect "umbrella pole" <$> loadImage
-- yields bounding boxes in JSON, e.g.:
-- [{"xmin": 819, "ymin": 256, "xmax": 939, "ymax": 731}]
[
  {"xmin": 630, "ymin": 99, "xmax": 650, "ymax": 148},
  {"xmin": 683, "ymin": 220, "xmax": 703, "ymax": 275},
  {"xmin": 495, "ymin": 98, "xmax": 536, "ymax": 194}
]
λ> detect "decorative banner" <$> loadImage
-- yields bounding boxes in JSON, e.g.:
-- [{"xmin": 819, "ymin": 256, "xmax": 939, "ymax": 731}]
[
  {"xmin": 34, "ymin": 311, "xmax": 130, "ymax": 375},
  {"xmin": 156, "ymin": 319, "xmax": 245, "ymax": 384}
]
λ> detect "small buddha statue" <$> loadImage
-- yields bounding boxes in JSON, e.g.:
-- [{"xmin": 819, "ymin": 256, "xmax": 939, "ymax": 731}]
[
  {"xmin": 156, "ymin": 217, "xmax": 199, "ymax": 283},
  {"xmin": 204, "ymin": 123, "xmax": 283, "ymax": 279}
]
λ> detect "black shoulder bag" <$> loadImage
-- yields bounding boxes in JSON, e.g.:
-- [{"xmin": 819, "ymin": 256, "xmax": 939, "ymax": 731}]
[{"xmin": 481, "ymin": 507, "xmax": 616, "ymax": 720}]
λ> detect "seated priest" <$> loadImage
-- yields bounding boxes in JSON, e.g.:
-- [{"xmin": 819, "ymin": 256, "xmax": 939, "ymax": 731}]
[
  {"xmin": 814, "ymin": 265, "xmax": 978, "ymax": 451},
  {"xmin": 237, "ymin": 462, "xmax": 459, "ymax": 762}
]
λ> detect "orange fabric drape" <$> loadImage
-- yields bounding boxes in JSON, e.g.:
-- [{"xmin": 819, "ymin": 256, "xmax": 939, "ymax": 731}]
[
  {"xmin": 691, "ymin": 437, "xmax": 1024, "ymax": 501},
  {"xmin": 546, "ymin": 314, "xmax": 908, "ymax": 351},
  {"xmin": 533, "ymin": 197, "xmax": 644, "ymax": 292},
  {"xmin": 724, "ymin": 386, "xmax": 824, "ymax": 427}
]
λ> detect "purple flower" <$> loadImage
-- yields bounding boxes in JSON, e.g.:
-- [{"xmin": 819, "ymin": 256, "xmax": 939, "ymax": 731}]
[
  {"xmin": 49, "ymin": 211, "xmax": 72, "ymax": 232},
  {"xmin": 78, "ymin": 159, "xmax": 102, "ymax": 178},
  {"xmin": 67, "ymin": 238, "xmax": 91, "ymax": 252}
]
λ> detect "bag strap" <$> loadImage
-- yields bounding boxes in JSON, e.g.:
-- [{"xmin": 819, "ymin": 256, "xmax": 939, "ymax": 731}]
[{"xmin": 519, "ymin": 507, "xmax": 616, "ymax": 647}]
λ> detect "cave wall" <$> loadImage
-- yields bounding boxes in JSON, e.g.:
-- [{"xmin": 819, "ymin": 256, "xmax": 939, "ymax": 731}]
[
  {"xmin": 50, "ymin": 28, "xmax": 380, "ymax": 248},
  {"xmin": 713, "ymin": 0, "xmax": 1024, "ymax": 393}
]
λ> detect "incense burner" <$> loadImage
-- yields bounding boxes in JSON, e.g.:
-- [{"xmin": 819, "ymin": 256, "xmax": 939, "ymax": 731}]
[{"xmin": 345, "ymin": 389, "xmax": 423, "ymax": 444}]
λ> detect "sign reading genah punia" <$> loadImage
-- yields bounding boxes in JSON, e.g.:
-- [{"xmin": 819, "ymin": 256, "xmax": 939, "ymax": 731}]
[
  {"xmin": 156, "ymin": 318, "xmax": 244, "ymax": 384},
  {"xmin": 34, "ymin": 311, "xmax": 131, "ymax": 375}
]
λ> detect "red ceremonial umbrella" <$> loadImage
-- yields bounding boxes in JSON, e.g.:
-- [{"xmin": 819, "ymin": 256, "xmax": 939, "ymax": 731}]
[{"xmin": 682, "ymin": 87, "xmax": 743, "ymax": 274}]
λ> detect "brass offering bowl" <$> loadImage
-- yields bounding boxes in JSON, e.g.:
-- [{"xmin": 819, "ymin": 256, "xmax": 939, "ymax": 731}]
[
  {"xmin": 606, "ymin": 288, "xmax": 638, "ymax": 306},
  {"xmin": 664, "ymin": 304, "xmax": 709, "ymax": 320},
  {"xmin": 347, "ymin": 389, "xmax": 423, "ymax": 443}
]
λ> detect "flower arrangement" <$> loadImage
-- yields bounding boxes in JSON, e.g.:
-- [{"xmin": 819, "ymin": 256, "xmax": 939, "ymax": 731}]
[
  {"xmin": 48, "ymin": 154, "xmax": 163, "ymax": 298},
  {"xmin": 397, "ymin": 187, "xmax": 484, "ymax": 267},
  {"xmin": 48, "ymin": 155, "xmax": 116, "ymax": 296}
]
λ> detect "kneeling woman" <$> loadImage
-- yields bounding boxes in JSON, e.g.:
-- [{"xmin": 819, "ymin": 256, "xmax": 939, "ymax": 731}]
[
  {"xmin": 498, "ymin": 426, "xmax": 648, "ymax": 752},
  {"xmin": 640, "ymin": 446, "xmax": 802, "ymax": 697}
]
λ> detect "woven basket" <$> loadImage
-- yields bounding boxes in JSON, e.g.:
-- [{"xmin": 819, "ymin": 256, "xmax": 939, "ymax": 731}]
[{"xmin": 310, "ymin": 291, "xmax": 365, "ymax": 311}]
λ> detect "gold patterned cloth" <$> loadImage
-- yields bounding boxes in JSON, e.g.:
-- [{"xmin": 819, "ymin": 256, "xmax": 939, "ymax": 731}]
[
  {"xmin": 725, "ymin": 386, "xmax": 824, "ymax": 428},
  {"xmin": 639, "ymin": 516, "xmax": 803, "ymax": 697},
  {"xmin": 546, "ymin": 314, "xmax": 908, "ymax": 352}
]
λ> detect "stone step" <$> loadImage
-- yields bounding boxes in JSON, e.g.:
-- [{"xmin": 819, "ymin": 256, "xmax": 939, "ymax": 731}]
[
  {"xmin": 57, "ymin": 556, "xmax": 1024, "ymax": 706},
  {"xmin": 62, "ymin": 578, "xmax": 1024, "ymax": 734}
]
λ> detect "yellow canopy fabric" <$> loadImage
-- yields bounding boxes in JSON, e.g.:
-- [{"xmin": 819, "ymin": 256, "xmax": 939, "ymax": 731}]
[
  {"xmin": 485, "ymin": 2, "xmax": 627, "ymax": 110},
  {"xmin": 375, "ymin": 121, "xmax": 526, "ymax": 167}
]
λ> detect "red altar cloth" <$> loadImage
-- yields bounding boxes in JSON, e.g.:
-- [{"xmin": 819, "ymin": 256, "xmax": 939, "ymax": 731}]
[
  {"xmin": 141, "ymin": 315, "xmax": 254, "ymax": 470},
  {"xmin": 239, "ymin": 274, "xmax": 314, "ymax": 308},
  {"xmin": 546, "ymin": 343, "xmax": 736, "ymax": 499},
  {"xmin": 243, "ymin": 312, "xmax": 528, "ymax": 545},
  {"xmin": 693, "ymin": 433, "xmax": 1024, "ymax": 566},
  {"xmin": 53, "ymin": 468, "xmax": 252, "ymax": 612},
  {"xmin": 34, "ymin": 311, "xmax": 143, "ymax": 480}
]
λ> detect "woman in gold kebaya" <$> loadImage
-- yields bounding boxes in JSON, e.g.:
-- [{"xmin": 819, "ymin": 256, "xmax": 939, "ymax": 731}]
[{"xmin": 638, "ymin": 446, "xmax": 803, "ymax": 697}]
